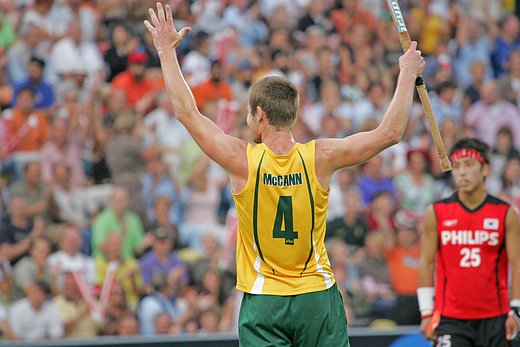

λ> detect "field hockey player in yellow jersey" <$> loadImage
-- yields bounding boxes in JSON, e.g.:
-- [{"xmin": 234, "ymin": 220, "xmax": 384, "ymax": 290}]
[{"xmin": 145, "ymin": 3, "xmax": 425, "ymax": 346}]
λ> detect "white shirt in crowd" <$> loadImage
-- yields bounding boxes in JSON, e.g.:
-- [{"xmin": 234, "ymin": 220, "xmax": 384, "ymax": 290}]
[
  {"xmin": 8, "ymin": 299, "xmax": 64, "ymax": 341},
  {"xmin": 48, "ymin": 250, "xmax": 96, "ymax": 288}
]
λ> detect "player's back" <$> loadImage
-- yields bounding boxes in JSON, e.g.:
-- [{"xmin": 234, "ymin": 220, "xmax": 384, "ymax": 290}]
[{"xmin": 233, "ymin": 140, "xmax": 335, "ymax": 295}]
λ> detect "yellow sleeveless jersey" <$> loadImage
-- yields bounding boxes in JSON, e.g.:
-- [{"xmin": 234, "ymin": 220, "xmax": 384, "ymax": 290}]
[{"xmin": 233, "ymin": 140, "xmax": 335, "ymax": 295}]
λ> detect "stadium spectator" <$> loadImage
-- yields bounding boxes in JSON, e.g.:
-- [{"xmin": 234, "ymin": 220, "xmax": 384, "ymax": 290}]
[
  {"xmin": 139, "ymin": 227, "xmax": 187, "ymax": 290},
  {"xmin": 3, "ymin": 89, "xmax": 49, "ymax": 181},
  {"xmin": 497, "ymin": 48, "xmax": 520, "ymax": 106},
  {"xmin": 11, "ymin": 236, "xmax": 56, "ymax": 302},
  {"xmin": 52, "ymin": 272, "xmax": 98, "ymax": 338},
  {"xmin": 110, "ymin": 50, "xmax": 158, "ymax": 109},
  {"xmin": 9, "ymin": 161, "xmax": 52, "ymax": 222},
  {"xmin": 11, "ymin": 56, "xmax": 54, "ymax": 110},
  {"xmin": 394, "ymin": 148, "xmax": 436, "ymax": 214},
  {"xmin": 357, "ymin": 155, "xmax": 396, "ymax": 205},
  {"xmin": 449, "ymin": 15, "xmax": 493, "ymax": 88},
  {"xmin": 181, "ymin": 30, "xmax": 212, "ymax": 88},
  {"xmin": 148, "ymin": 196, "xmax": 183, "ymax": 251},
  {"xmin": 48, "ymin": 20, "xmax": 105, "ymax": 89},
  {"xmin": 19, "ymin": 0, "xmax": 62, "ymax": 44},
  {"xmin": 95, "ymin": 232, "xmax": 145, "ymax": 311},
  {"xmin": 100, "ymin": 281, "xmax": 132, "ymax": 336},
  {"xmin": 137, "ymin": 268, "xmax": 186, "ymax": 335},
  {"xmin": 462, "ymin": 60, "xmax": 488, "ymax": 109},
  {"xmin": 358, "ymin": 232, "xmax": 396, "ymax": 322},
  {"xmin": 103, "ymin": 23, "xmax": 139, "ymax": 82},
  {"xmin": 192, "ymin": 59, "xmax": 233, "ymax": 111},
  {"xmin": 47, "ymin": 224, "xmax": 96, "ymax": 289},
  {"xmin": 326, "ymin": 188, "xmax": 368, "ymax": 251},
  {"xmin": 488, "ymin": 126, "xmax": 520, "ymax": 182},
  {"xmin": 143, "ymin": 91, "xmax": 191, "ymax": 179},
  {"xmin": 429, "ymin": 80, "xmax": 463, "ymax": 125},
  {"xmin": 352, "ymin": 81, "xmax": 392, "ymax": 133},
  {"xmin": 198, "ymin": 305, "xmax": 222, "ymax": 333},
  {"xmin": 383, "ymin": 209, "xmax": 421, "ymax": 325},
  {"xmin": 40, "ymin": 117, "xmax": 87, "ymax": 187},
  {"xmin": 0, "ymin": 195, "xmax": 45, "ymax": 264},
  {"xmin": 300, "ymin": 79, "xmax": 351, "ymax": 137},
  {"xmin": 464, "ymin": 79, "xmax": 520, "ymax": 148},
  {"xmin": 297, "ymin": 0, "xmax": 334, "ymax": 34},
  {"xmin": 365, "ymin": 190, "xmax": 396, "ymax": 235},
  {"xmin": 153, "ymin": 312, "xmax": 172, "ymax": 334},
  {"xmin": 490, "ymin": 14, "xmax": 520, "ymax": 77},
  {"xmin": 141, "ymin": 156, "xmax": 180, "ymax": 228},
  {"xmin": 331, "ymin": 0, "xmax": 377, "ymax": 36},
  {"xmin": 488, "ymin": 156, "xmax": 520, "ymax": 210},
  {"xmin": 115, "ymin": 312, "xmax": 139, "ymax": 336},
  {"xmin": 8, "ymin": 280, "xmax": 63, "ymax": 341},
  {"xmin": 48, "ymin": 162, "xmax": 112, "ymax": 228},
  {"xmin": 91, "ymin": 186, "xmax": 146, "ymax": 260},
  {"xmin": 6, "ymin": 24, "xmax": 47, "ymax": 84}
]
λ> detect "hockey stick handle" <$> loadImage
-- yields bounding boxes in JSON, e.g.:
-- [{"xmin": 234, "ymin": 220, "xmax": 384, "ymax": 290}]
[{"xmin": 387, "ymin": 1, "xmax": 452, "ymax": 172}]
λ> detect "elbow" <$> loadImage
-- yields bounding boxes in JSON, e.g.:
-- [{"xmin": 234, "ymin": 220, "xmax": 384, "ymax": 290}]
[
  {"xmin": 376, "ymin": 120, "xmax": 404, "ymax": 148},
  {"xmin": 381, "ymin": 127, "xmax": 402, "ymax": 147},
  {"xmin": 389, "ymin": 132, "xmax": 402, "ymax": 146}
]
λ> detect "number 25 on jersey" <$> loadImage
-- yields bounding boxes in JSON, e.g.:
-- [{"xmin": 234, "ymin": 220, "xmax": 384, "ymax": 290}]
[{"xmin": 460, "ymin": 247, "xmax": 481, "ymax": 267}]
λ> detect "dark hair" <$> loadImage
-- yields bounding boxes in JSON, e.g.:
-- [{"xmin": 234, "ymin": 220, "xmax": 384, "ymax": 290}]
[
  {"xmin": 500, "ymin": 156, "xmax": 520, "ymax": 190},
  {"xmin": 23, "ymin": 160, "xmax": 40, "ymax": 172},
  {"xmin": 151, "ymin": 272, "xmax": 169, "ymax": 292},
  {"xmin": 497, "ymin": 125, "xmax": 513, "ymax": 138},
  {"xmin": 16, "ymin": 86, "xmax": 36, "ymax": 98},
  {"xmin": 30, "ymin": 56, "xmax": 46, "ymax": 68},
  {"xmin": 33, "ymin": 280, "xmax": 52, "ymax": 296},
  {"xmin": 249, "ymin": 76, "xmax": 299, "ymax": 128},
  {"xmin": 436, "ymin": 80, "xmax": 457, "ymax": 94},
  {"xmin": 449, "ymin": 137, "xmax": 490, "ymax": 164}
]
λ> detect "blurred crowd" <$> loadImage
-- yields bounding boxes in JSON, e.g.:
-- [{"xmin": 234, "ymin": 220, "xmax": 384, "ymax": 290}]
[{"xmin": 0, "ymin": 0, "xmax": 519, "ymax": 341}]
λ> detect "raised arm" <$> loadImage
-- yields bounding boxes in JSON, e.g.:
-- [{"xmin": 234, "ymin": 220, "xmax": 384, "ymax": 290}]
[
  {"xmin": 315, "ymin": 42, "xmax": 424, "ymax": 187},
  {"xmin": 417, "ymin": 204, "xmax": 438, "ymax": 340},
  {"xmin": 144, "ymin": 3, "xmax": 248, "ymax": 183}
]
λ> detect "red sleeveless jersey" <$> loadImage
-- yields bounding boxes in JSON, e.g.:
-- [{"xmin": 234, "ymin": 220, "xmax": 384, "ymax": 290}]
[{"xmin": 433, "ymin": 193, "xmax": 510, "ymax": 319}]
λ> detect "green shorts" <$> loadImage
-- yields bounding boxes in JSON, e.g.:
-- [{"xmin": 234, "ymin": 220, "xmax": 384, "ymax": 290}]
[{"xmin": 238, "ymin": 284, "xmax": 350, "ymax": 347}]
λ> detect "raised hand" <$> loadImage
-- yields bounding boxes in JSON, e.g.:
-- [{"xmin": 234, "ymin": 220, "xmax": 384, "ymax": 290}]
[
  {"xmin": 144, "ymin": 2, "xmax": 191, "ymax": 53},
  {"xmin": 398, "ymin": 41, "xmax": 425, "ymax": 77}
]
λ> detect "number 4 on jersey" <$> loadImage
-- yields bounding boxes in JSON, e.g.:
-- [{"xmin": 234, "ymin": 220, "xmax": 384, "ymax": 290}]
[{"xmin": 273, "ymin": 196, "xmax": 299, "ymax": 245}]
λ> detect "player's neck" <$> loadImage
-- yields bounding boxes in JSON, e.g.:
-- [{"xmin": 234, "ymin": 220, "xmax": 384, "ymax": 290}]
[
  {"xmin": 261, "ymin": 129, "xmax": 296, "ymax": 155},
  {"xmin": 457, "ymin": 186, "xmax": 487, "ymax": 209}
]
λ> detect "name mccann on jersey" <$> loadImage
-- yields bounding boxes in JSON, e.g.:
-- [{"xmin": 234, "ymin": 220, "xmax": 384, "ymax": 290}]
[
  {"xmin": 441, "ymin": 230, "xmax": 500, "ymax": 246},
  {"xmin": 263, "ymin": 172, "xmax": 303, "ymax": 187}
]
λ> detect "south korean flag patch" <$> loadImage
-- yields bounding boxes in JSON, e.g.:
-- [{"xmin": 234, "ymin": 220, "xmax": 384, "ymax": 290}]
[{"xmin": 483, "ymin": 218, "xmax": 499, "ymax": 230}]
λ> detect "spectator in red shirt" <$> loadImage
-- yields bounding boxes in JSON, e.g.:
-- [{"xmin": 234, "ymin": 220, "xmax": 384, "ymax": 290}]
[
  {"xmin": 111, "ymin": 50, "xmax": 158, "ymax": 110},
  {"xmin": 3, "ymin": 87, "xmax": 49, "ymax": 181},
  {"xmin": 191, "ymin": 60, "xmax": 233, "ymax": 111}
]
